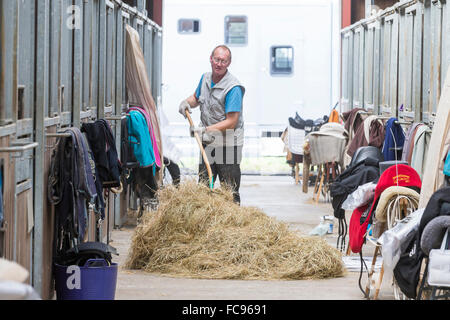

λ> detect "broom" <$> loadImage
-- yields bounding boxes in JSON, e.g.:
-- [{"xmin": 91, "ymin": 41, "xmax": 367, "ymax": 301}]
[{"xmin": 185, "ymin": 110, "xmax": 214, "ymax": 190}]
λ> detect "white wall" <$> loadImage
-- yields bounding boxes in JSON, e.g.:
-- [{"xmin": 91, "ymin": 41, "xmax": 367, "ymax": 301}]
[{"xmin": 161, "ymin": 0, "xmax": 341, "ymax": 159}]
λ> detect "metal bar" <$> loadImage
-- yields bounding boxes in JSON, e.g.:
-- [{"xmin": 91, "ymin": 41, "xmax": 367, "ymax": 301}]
[
  {"xmin": 394, "ymin": 120, "xmax": 413, "ymax": 124},
  {"xmin": 49, "ymin": 0, "xmax": 60, "ymax": 118},
  {"xmin": 347, "ymin": 31, "xmax": 354, "ymax": 111},
  {"xmin": 98, "ymin": 0, "xmax": 107, "ymax": 119},
  {"xmin": 105, "ymin": 7, "xmax": 114, "ymax": 114},
  {"xmin": 156, "ymin": 31, "xmax": 163, "ymax": 106},
  {"xmin": 82, "ymin": 0, "xmax": 91, "ymax": 112},
  {"xmin": 114, "ymin": 7, "xmax": 124, "ymax": 228},
  {"xmin": 0, "ymin": 0, "xmax": 19, "ymax": 125},
  {"xmin": 33, "ymin": 0, "xmax": 49, "ymax": 297},
  {"xmin": 375, "ymin": 116, "xmax": 393, "ymax": 119},
  {"xmin": 60, "ymin": 0, "xmax": 73, "ymax": 115},
  {"xmin": 73, "ymin": 0, "xmax": 83, "ymax": 128},
  {"xmin": 0, "ymin": 142, "xmax": 39, "ymax": 153},
  {"xmin": 104, "ymin": 115, "xmax": 127, "ymax": 121},
  {"xmin": 18, "ymin": 1, "xmax": 35, "ymax": 121},
  {"xmin": 388, "ymin": 12, "xmax": 399, "ymax": 116},
  {"xmin": 90, "ymin": 0, "xmax": 99, "ymax": 114},
  {"xmin": 364, "ymin": 23, "xmax": 375, "ymax": 111},
  {"xmin": 152, "ymin": 28, "xmax": 160, "ymax": 103},
  {"xmin": 45, "ymin": 133, "xmax": 72, "ymax": 138}
]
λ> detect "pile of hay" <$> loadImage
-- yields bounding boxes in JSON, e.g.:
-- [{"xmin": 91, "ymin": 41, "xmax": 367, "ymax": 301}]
[{"xmin": 126, "ymin": 180, "xmax": 345, "ymax": 280}]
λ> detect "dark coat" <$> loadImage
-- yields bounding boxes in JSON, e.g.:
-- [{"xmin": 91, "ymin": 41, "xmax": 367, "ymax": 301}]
[
  {"xmin": 330, "ymin": 157, "xmax": 381, "ymax": 219},
  {"xmin": 382, "ymin": 118, "xmax": 405, "ymax": 161}
]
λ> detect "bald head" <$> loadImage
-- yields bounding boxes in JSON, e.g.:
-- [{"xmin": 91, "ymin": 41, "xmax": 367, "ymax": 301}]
[{"xmin": 211, "ymin": 45, "xmax": 232, "ymax": 62}]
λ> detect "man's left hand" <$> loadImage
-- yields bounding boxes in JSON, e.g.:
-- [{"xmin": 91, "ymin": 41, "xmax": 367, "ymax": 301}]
[
  {"xmin": 190, "ymin": 125, "xmax": 215, "ymax": 144},
  {"xmin": 202, "ymin": 132, "xmax": 215, "ymax": 145},
  {"xmin": 190, "ymin": 125, "xmax": 205, "ymax": 138}
]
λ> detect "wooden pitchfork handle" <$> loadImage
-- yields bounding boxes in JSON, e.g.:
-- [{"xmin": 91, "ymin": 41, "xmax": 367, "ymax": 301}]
[{"xmin": 185, "ymin": 110, "xmax": 214, "ymax": 189}]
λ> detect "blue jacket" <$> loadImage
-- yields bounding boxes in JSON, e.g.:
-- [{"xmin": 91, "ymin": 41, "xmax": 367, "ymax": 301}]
[
  {"xmin": 444, "ymin": 151, "xmax": 450, "ymax": 176},
  {"xmin": 382, "ymin": 118, "xmax": 405, "ymax": 161},
  {"xmin": 127, "ymin": 110, "xmax": 156, "ymax": 170},
  {"xmin": 0, "ymin": 170, "xmax": 3, "ymax": 225}
]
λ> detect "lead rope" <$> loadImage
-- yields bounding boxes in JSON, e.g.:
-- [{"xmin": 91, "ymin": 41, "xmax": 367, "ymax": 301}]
[{"xmin": 358, "ymin": 251, "xmax": 369, "ymax": 298}]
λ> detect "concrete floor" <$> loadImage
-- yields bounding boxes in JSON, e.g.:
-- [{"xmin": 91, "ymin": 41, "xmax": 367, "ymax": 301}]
[{"xmin": 111, "ymin": 175, "xmax": 395, "ymax": 300}]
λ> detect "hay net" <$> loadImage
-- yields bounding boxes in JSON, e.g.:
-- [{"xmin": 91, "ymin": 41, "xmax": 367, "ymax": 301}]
[{"xmin": 126, "ymin": 180, "xmax": 344, "ymax": 280}]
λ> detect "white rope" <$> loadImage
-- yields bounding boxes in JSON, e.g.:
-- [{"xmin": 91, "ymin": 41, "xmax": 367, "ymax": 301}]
[{"xmin": 386, "ymin": 195, "xmax": 419, "ymax": 229}]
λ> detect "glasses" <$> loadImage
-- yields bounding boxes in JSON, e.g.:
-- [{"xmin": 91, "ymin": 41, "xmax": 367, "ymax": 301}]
[{"xmin": 212, "ymin": 57, "xmax": 229, "ymax": 65}]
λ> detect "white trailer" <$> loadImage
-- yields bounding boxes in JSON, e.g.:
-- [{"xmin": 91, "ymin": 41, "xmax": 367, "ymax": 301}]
[{"xmin": 161, "ymin": 0, "xmax": 340, "ymax": 159}]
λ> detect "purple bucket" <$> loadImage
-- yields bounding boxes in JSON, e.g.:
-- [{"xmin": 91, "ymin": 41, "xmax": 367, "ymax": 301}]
[{"xmin": 54, "ymin": 259, "xmax": 118, "ymax": 300}]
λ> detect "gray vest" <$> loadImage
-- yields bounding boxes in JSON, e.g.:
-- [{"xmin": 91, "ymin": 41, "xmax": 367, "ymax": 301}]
[{"xmin": 198, "ymin": 71, "xmax": 245, "ymax": 147}]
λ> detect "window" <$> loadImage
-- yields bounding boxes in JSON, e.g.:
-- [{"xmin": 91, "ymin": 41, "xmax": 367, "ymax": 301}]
[
  {"xmin": 271, "ymin": 46, "xmax": 293, "ymax": 75},
  {"xmin": 225, "ymin": 16, "xmax": 247, "ymax": 46},
  {"xmin": 178, "ymin": 19, "xmax": 200, "ymax": 34}
]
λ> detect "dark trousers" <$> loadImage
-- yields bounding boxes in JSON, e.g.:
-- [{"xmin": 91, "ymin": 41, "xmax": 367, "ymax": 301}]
[{"xmin": 198, "ymin": 145, "xmax": 242, "ymax": 204}]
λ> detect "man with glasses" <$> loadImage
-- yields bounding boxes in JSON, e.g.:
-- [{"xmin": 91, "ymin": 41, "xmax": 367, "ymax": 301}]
[{"xmin": 179, "ymin": 45, "xmax": 245, "ymax": 204}]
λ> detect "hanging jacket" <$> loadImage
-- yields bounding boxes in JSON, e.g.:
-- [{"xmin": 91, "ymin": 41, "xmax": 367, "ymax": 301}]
[
  {"xmin": 401, "ymin": 122, "xmax": 422, "ymax": 163},
  {"xmin": 127, "ymin": 110, "xmax": 157, "ymax": 172},
  {"xmin": 444, "ymin": 150, "xmax": 450, "ymax": 177},
  {"xmin": 120, "ymin": 116, "xmax": 139, "ymax": 169},
  {"xmin": 347, "ymin": 116, "xmax": 385, "ymax": 159},
  {"xmin": 342, "ymin": 108, "xmax": 366, "ymax": 141},
  {"xmin": 80, "ymin": 130, "xmax": 104, "ymax": 218},
  {"xmin": 129, "ymin": 105, "xmax": 162, "ymax": 168},
  {"xmin": 382, "ymin": 118, "xmax": 405, "ymax": 161},
  {"xmin": 48, "ymin": 127, "xmax": 96, "ymax": 256},
  {"xmin": 410, "ymin": 124, "xmax": 432, "ymax": 179},
  {"xmin": 342, "ymin": 108, "xmax": 368, "ymax": 167},
  {"xmin": 81, "ymin": 120, "xmax": 122, "ymax": 188},
  {"xmin": 330, "ymin": 157, "xmax": 381, "ymax": 220}
]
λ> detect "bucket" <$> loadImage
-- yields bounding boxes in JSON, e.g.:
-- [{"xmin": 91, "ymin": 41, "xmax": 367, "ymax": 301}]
[{"xmin": 54, "ymin": 259, "xmax": 118, "ymax": 300}]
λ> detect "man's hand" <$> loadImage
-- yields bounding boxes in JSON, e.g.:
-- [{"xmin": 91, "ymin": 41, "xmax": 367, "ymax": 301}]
[
  {"xmin": 190, "ymin": 125, "xmax": 215, "ymax": 145},
  {"xmin": 202, "ymin": 132, "xmax": 215, "ymax": 145},
  {"xmin": 190, "ymin": 125, "xmax": 205, "ymax": 137},
  {"xmin": 179, "ymin": 99, "xmax": 192, "ymax": 118}
]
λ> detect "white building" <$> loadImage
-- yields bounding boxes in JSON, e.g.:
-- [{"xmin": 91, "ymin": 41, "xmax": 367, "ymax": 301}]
[{"xmin": 161, "ymin": 0, "xmax": 341, "ymax": 159}]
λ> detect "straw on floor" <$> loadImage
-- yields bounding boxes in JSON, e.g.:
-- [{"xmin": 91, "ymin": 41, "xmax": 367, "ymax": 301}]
[{"xmin": 126, "ymin": 180, "xmax": 345, "ymax": 280}]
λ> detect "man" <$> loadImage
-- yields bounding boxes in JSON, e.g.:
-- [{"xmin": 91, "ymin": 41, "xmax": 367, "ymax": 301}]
[{"xmin": 179, "ymin": 45, "xmax": 245, "ymax": 204}]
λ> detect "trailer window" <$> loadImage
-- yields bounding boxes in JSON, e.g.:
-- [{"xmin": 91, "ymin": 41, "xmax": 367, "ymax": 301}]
[
  {"xmin": 271, "ymin": 46, "xmax": 293, "ymax": 75},
  {"xmin": 178, "ymin": 19, "xmax": 200, "ymax": 34},
  {"xmin": 225, "ymin": 16, "xmax": 247, "ymax": 46}
]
